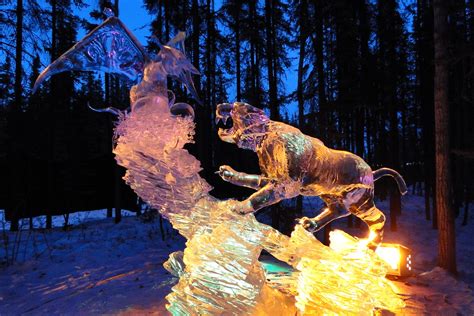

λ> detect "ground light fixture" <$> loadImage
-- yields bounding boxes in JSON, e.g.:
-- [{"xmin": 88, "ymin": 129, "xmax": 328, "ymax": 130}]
[{"xmin": 376, "ymin": 243, "xmax": 413, "ymax": 277}]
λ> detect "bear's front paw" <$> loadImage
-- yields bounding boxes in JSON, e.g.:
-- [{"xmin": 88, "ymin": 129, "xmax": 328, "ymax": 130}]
[{"xmin": 217, "ymin": 165, "xmax": 238, "ymax": 182}]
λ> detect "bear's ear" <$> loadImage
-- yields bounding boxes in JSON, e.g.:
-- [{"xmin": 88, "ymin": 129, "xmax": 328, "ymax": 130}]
[
  {"xmin": 246, "ymin": 103, "xmax": 265, "ymax": 115},
  {"xmin": 255, "ymin": 107, "xmax": 266, "ymax": 115},
  {"xmin": 232, "ymin": 102, "xmax": 256, "ymax": 114}
]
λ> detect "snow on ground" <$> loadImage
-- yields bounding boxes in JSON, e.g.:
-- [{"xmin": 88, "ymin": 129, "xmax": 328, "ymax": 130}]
[
  {"xmin": 379, "ymin": 194, "xmax": 474, "ymax": 290},
  {"xmin": 0, "ymin": 193, "xmax": 473, "ymax": 315},
  {"xmin": 0, "ymin": 213, "xmax": 183, "ymax": 315},
  {"xmin": 0, "ymin": 209, "xmax": 136, "ymax": 231},
  {"xmin": 345, "ymin": 194, "xmax": 474, "ymax": 314}
]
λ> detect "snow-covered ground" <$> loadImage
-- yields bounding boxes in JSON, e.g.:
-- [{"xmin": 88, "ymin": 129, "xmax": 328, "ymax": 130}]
[
  {"xmin": 0, "ymin": 193, "xmax": 473, "ymax": 315},
  {"xmin": 0, "ymin": 211, "xmax": 182, "ymax": 315},
  {"xmin": 0, "ymin": 209, "xmax": 137, "ymax": 231},
  {"xmin": 379, "ymin": 194, "xmax": 474, "ymax": 289}
]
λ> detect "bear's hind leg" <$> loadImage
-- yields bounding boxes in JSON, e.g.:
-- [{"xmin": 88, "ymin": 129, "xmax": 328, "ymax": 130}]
[
  {"xmin": 300, "ymin": 195, "xmax": 350, "ymax": 232},
  {"xmin": 345, "ymin": 189, "xmax": 386, "ymax": 250}
]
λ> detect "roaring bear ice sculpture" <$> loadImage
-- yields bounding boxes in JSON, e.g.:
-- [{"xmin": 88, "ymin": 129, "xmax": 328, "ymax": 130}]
[{"xmin": 216, "ymin": 102, "xmax": 407, "ymax": 248}]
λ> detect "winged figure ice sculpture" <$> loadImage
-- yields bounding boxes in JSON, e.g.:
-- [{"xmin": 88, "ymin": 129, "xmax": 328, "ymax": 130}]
[{"xmin": 34, "ymin": 9, "xmax": 199, "ymax": 117}]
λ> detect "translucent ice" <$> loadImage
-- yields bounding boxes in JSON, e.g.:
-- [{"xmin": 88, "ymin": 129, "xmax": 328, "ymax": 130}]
[
  {"xmin": 34, "ymin": 15, "xmax": 405, "ymax": 315},
  {"xmin": 216, "ymin": 102, "xmax": 408, "ymax": 249},
  {"xmin": 33, "ymin": 16, "xmax": 147, "ymax": 93},
  {"xmin": 115, "ymin": 99, "xmax": 404, "ymax": 314}
]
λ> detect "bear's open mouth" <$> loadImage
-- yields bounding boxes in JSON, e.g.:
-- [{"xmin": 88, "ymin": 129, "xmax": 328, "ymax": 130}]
[
  {"xmin": 215, "ymin": 113, "xmax": 233, "ymax": 130},
  {"xmin": 216, "ymin": 103, "xmax": 236, "ymax": 143}
]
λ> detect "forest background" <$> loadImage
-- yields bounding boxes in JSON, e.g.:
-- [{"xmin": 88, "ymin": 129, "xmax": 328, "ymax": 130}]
[{"xmin": 0, "ymin": 0, "xmax": 472, "ymax": 273}]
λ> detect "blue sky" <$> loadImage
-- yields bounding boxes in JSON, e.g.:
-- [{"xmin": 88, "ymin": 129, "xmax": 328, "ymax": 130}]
[{"xmin": 75, "ymin": 1, "xmax": 152, "ymax": 43}]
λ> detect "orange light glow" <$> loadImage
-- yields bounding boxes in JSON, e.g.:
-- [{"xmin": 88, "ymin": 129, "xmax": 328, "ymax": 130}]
[
  {"xmin": 375, "ymin": 246, "xmax": 400, "ymax": 270},
  {"xmin": 368, "ymin": 230, "xmax": 377, "ymax": 241}
]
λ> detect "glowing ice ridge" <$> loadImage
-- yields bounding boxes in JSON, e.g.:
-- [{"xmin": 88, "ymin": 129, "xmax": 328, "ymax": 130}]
[{"xmin": 34, "ymin": 13, "xmax": 405, "ymax": 315}]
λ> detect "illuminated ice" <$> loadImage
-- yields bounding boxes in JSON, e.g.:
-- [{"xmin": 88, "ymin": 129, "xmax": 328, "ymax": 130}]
[
  {"xmin": 34, "ymin": 13, "xmax": 405, "ymax": 315},
  {"xmin": 216, "ymin": 102, "xmax": 408, "ymax": 249}
]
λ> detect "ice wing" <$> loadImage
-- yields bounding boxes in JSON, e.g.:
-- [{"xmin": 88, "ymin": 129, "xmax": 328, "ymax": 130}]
[
  {"xmin": 33, "ymin": 17, "xmax": 149, "ymax": 92},
  {"xmin": 160, "ymin": 32, "xmax": 201, "ymax": 103},
  {"xmin": 166, "ymin": 31, "xmax": 187, "ymax": 53}
]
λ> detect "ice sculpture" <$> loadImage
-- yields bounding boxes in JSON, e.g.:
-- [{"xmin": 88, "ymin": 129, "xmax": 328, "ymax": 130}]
[
  {"xmin": 215, "ymin": 102, "xmax": 408, "ymax": 249},
  {"xmin": 32, "ymin": 9, "xmax": 199, "ymax": 114},
  {"xmin": 34, "ymin": 11, "xmax": 405, "ymax": 315}
]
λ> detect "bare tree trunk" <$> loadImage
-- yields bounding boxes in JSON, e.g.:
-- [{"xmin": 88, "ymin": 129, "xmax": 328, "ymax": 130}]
[
  {"xmin": 105, "ymin": 71, "xmax": 114, "ymax": 219},
  {"xmin": 265, "ymin": 0, "xmax": 278, "ymax": 121},
  {"xmin": 206, "ymin": 0, "xmax": 212, "ymax": 105},
  {"xmin": 192, "ymin": 0, "xmax": 200, "ymax": 75},
  {"xmin": 433, "ymin": 0, "xmax": 456, "ymax": 274},
  {"xmin": 113, "ymin": 0, "xmax": 122, "ymax": 223},
  {"xmin": 249, "ymin": 1, "xmax": 257, "ymax": 104},
  {"xmin": 9, "ymin": 0, "xmax": 24, "ymax": 232},
  {"xmin": 314, "ymin": 0, "xmax": 326, "ymax": 140},
  {"xmin": 235, "ymin": 2, "xmax": 241, "ymax": 101},
  {"xmin": 417, "ymin": 0, "xmax": 435, "ymax": 222},
  {"xmin": 14, "ymin": 0, "xmax": 23, "ymax": 109},
  {"xmin": 297, "ymin": 0, "xmax": 307, "ymax": 130},
  {"xmin": 357, "ymin": 0, "xmax": 369, "ymax": 160},
  {"xmin": 296, "ymin": 0, "xmax": 308, "ymax": 219},
  {"xmin": 252, "ymin": 0, "xmax": 262, "ymax": 105},
  {"xmin": 46, "ymin": 0, "xmax": 57, "ymax": 231}
]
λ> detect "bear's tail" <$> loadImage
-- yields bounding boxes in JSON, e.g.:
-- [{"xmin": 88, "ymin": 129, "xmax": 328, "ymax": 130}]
[{"xmin": 373, "ymin": 168, "xmax": 408, "ymax": 195}]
